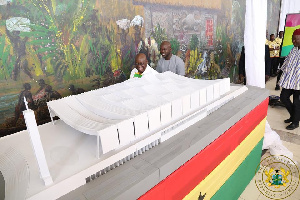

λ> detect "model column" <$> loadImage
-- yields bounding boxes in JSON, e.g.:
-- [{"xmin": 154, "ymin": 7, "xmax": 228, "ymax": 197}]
[{"xmin": 23, "ymin": 97, "xmax": 53, "ymax": 186}]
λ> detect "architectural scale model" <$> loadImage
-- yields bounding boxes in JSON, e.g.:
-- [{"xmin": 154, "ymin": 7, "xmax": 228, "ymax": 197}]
[{"xmin": 0, "ymin": 72, "xmax": 269, "ymax": 200}]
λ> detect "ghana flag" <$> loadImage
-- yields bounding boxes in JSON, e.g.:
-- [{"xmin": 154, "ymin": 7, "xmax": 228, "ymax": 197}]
[
  {"xmin": 138, "ymin": 98, "xmax": 268, "ymax": 200},
  {"xmin": 281, "ymin": 13, "xmax": 300, "ymax": 57}
]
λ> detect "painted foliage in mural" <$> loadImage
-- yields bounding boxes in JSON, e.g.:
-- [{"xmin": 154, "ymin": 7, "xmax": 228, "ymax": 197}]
[{"xmin": 0, "ymin": 0, "xmax": 247, "ymax": 136}]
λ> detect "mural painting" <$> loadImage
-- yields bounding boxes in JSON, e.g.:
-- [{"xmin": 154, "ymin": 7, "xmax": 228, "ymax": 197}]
[{"xmin": 0, "ymin": 0, "xmax": 247, "ymax": 136}]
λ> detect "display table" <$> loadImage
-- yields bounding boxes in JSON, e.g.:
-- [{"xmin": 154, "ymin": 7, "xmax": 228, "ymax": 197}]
[{"xmin": 59, "ymin": 85, "xmax": 268, "ymax": 200}]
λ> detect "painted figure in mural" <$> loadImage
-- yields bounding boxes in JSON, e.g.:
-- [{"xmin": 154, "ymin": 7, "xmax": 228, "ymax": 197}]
[
  {"xmin": 156, "ymin": 41, "xmax": 185, "ymax": 76},
  {"xmin": 5, "ymin": 30, "xmax": 31, "ymax": 80},
  {"xmin": 268, "ymin": 34, "xmax": 280, "ymax": 77},
  {"xmin": 69, "ymin": 85, "xmax": 86, "ymax": 95},
  {"xmin": 14, "ymin": 83, "xmax": 34, "ymax": 125},
  {"xmin": 278, "ymin": 29, "xmax": 300, "ymax": 130},
  {"xmin": 44, "ymin": 86, "xmax": 62, "ymax": 101},
  {"xmin": 33, "ymin": 79, "xmax": 50, "ymax": 101},
  {"xmin": 130, "ymin": 53, "xmax": 158, "ymax": 79},
  {"xmin": 275, "ymin": 31, "xmax": 285, "ymax": 90}
]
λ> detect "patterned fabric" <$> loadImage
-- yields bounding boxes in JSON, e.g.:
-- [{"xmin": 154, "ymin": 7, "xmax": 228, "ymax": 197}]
[
  {"xmin": 275, "ymin": 37, "xmax": 282, "ymax": 46},
  {"xmin": 265, "ymin": 39, "xmax": 269, "ymax": 45},
  {"xmin": 278, "ymin": 47, "xmax": 300, "ymax": 90},
  {"xmin": 268, "ymin": 40, "xmax": 280, "ymax": 57},
  {"xmin": 33, "ymin": 88, "xmax": 46, "ymax": 101}
]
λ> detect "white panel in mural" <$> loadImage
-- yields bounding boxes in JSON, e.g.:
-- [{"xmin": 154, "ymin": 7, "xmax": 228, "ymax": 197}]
[
  {"xmin": 0, "ymin": 0, "xmax": 11, "ymax": 5},
  {"xmin": 6, "ymin": 17, "xmax": 31, "ymax": 32}
]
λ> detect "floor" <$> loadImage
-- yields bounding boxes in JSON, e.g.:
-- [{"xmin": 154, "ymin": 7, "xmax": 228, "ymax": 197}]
[{"xmin": 238, "ymin": 77, "xmax": 300, "ymax": 200}]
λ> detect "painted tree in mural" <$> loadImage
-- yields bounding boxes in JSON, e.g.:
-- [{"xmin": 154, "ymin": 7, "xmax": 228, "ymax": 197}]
[
  {"xmin": 0, "ymin": 3, "xmax": 32, "ymax": 80},
  {"xmin": 0, "ymin": 0, "xmax": 137, "ymax": 83},
  {"xmin": 187, "ymin": 35, "xmax": 203, "ymax": 77},
  {"xmin": 170, "ymin": 38, "xmax": 180, "ymax": 55},
  {"xmin": 213, "ymin": 0, "xmax": 245, "ymax": 82},
  {"xmin": 0, "ymin": 0, "xmax": 87, "ymax": 80},
  {"xmin": 151, "ymin": 23, "xmax": 167, "ymax": 48},
  {"xmin": 0, "ymin": 0, "xmax": 143, "ymax": 134}
]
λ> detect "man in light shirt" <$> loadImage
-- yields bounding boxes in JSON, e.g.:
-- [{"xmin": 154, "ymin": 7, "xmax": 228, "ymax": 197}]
[
  {"xmin": 278, "ymin": 29, "xmax": 300, "ymax": 130},
  {"xmin": 268, "ymin": 34, "xmax": 280, "ymax": 76},
  {"xmin": 275, "ymin": 31, "xmax": 284, "ymax": 45},
  {"xmin": 130, "ymin": 53, "xmax": 158, "ymax": 79},
  {"xmin": 156, "ymin": 41, "xmax": 185, "ymax": 76}
]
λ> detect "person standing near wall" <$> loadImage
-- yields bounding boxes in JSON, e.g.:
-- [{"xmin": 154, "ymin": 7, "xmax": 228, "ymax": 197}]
[
  {"xmin": 156, "ymin": 41, "xmax": 185, "ymax": 76},
  {"xmin": 266, "ymin": 30, "xmax": 269, "ymax": 45},
  {"xmin": 278, "ymin": 29, "xmax": 300, "ymax": 130},
  {"xmin": 265, "ymin": 44, "xmax": 272, "ymax": 82},
  {"xmin": 275, "ymin": 31, "xmax": 285, "ymax": 90},
  {"xmin": 268, "ymin": 34, "xmax": 280, "ymax": 76},
  {"xmin": 238, "ymin": 45, "xmax": 271, "ymax": 84},
  {"xmin": 275, "ymin": 31, "xmax": 284, "ymax": 45}
]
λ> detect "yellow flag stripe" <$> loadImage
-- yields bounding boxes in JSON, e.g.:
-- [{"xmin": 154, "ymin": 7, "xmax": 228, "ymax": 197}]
[{"xmin": 183, "ymin": 117, "xmax": 266, "ymax": 200}]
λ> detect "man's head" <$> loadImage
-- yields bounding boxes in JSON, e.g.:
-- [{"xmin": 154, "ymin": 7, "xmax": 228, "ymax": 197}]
[
  {"xmin": 160, "ymin": 41, "xmax": 172, "ymax": 60},
  {"xmin": 23, "ymin": 83, "xmax": 31, "ymax": 90},
  {"xmin": 292, "ymin": 29, "xmax": 300, "ymax": 48},
  {"xmin": 279, "ymin": 31, "xmax": 284, "ymax": 38},
  {"xmin": 38, "ymin": 79, "xmax": 45, "ymax": 86},
  {"xmin": 69, "ymin": 84, "xmax": 75, "ymax": 91},
  {"xmin": 45, "ymin": 85, "xmax": 53, "ymax": 92},
  {"xmin": 135, "ymin": 53, "xmax": 148, "ymax": 74},
  {"xmin": 270, "ymin": 34, "xmax": 275, "ymax": 41}
]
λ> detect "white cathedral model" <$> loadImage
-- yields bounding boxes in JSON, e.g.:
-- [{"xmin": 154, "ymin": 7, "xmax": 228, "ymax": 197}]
[{"xmin": 0, "ymin": 72, "xmax": 249, "ymax": 200}]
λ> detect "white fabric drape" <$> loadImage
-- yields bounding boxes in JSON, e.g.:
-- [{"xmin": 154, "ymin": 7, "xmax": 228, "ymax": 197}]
[
  {"xmin": 263, "ymin": 122, "xmax": 294, "ymax": 161},
  {"xmin": 245, "ymin": 0, "xmax": 294, "ymax": 161},
  {"xmin": 279, "ymin": 0, "xmax": 300, "ymax": 32},
  {"xmin": 244, "ymin": 0, "xmax": 267, "ymax": 88}
]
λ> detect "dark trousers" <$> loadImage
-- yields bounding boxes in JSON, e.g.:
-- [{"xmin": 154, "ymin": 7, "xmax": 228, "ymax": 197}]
[
  {"xmin": 280, "ymin": 88, "xmax": 300, "ymax": 124},
  {"xmin": 276, "ymin": 70, "xmax": 283, "ymax": 84},
  {"xmin": 271, "ymin": 57, "xmax": 279, "ymax": 75},
  {"xmin": 276, "ymin": 57, "xmax": 284, "ymax": 85}
]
